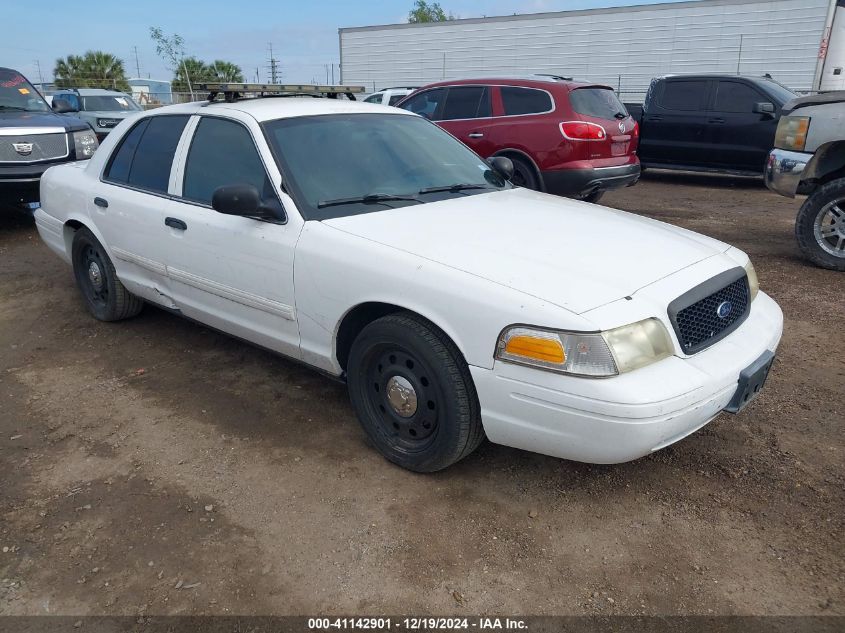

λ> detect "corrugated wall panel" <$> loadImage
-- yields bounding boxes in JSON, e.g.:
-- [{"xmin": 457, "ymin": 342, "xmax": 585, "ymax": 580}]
[{"xmin": 340, "ymin": 0, "xmax": 831, "ymax": 100}]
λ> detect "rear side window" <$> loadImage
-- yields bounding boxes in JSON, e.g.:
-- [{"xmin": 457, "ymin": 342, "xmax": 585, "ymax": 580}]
[
  {"xmin": 364, "ymin": 93, "xmax": 382, "ymax": 104},
  {"xmin": 399, "ymin": 88, "xmax": 446, "ymax": 120},
  {"xmin": 182, "ymin": 117, "xmax": 276, "ymax": 209},
  {"xmin": 500, "ymin": 87, "xmax": 552, "ymax": 115},
  {"xmin": 442, "ymin": 87, "xmax": 491, "ymax": 120},
  {"xmin": 105, "ymin": 119, "xmax": 149, "ymax": 183},
  {"xmin": 713, "ymin": 82, "xmax": 764, "ymax": 113},
  {"xmin": 105, "ymin": 115, "xmax": 189, "ymax": 193},
  {"xmin": 570, "ymin": 88, "xmax": 627, "ymax": 119},
  {"xmin": 658, "ymin": 81, "xmax": 707, "ymax": 111}
]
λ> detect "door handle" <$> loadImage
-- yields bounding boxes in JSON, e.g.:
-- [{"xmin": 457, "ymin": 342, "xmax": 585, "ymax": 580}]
[
  {"xmin": 708, "ymin": 118, "xmax": 725, "ymax": 124},
  {"xmin": 94, "ymin": 197, "xmax": 108, "ymax": 208},
  {"xmin": 468, "ymin": 132, "xmax": 484, "ymax": 138},
  {"xmin": 165, "ymin": 217, "xmax": 187, "ymax": 231},
  {"xmin": 645, "ymin": 115, "xmax": 662, "ymax": 122}
]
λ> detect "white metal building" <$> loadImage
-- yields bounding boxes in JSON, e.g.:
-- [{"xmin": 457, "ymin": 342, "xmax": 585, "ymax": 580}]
[{"xmin": 339, "ymin": 0, "xmax": 845, "ymax": 100}]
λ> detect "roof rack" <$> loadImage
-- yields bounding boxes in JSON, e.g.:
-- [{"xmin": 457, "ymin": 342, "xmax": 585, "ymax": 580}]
[
  {"xmin": 197, "ymin": 83, "xmax": 366, "ymax": 103},
  {"xmin": 533, "ymin": 73, "xmax": 574, "ymax": 81}
]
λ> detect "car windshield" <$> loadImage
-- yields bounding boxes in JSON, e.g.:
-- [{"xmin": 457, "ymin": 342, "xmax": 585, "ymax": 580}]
[
  {"xmin": 263, "ymin": 113, "xmax": 508, "ymax": 220},
  {"xmin": 760, "ymin": 79, "xmax": 797, "ymax": 105},
  {"xmin": 0, "ymin": 69, "xmax": 51, "ymax": 113},
  {"xmin": 81, "ymin": 95, "xmax": 140, "ymax": 112}
]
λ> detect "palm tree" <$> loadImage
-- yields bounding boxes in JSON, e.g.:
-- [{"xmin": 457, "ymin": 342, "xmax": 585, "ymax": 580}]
[
  {"xmin": 172, "ymin": 57, "xmax": 211, "ymax": 93},
  {"xmin": 54, "ymin": 51, "xmax": 130, "ymax": 91},
  {"xmin": 209, "ymin": 60, "xmax": 244, "ymax": 83}
]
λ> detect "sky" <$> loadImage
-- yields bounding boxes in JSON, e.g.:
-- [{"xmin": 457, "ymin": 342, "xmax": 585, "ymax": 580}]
[{"xmin": 3, "ymin": 0, "xmax": 666, "ymax": 86}]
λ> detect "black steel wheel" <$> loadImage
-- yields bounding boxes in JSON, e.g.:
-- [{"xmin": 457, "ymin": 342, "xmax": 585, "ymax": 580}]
[
  {"xmin": 347, "ymin": 313, "xmax": 484, "ymax": 472},
  {"xmin": 508, "ymin": 156, "xmax": 540, "ymax": 191},
  {"xmin": 71, "ymin": 227, "xmax": 144, "ymax": 321}
]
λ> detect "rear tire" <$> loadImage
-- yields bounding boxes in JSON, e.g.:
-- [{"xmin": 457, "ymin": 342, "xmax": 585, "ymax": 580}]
[
  {"xmin": 347, "ymin": 313, "xmax": 485, "ymax": 472},
  {"xmin": 71, "ymin": 228, "xmax": 144, "ymax": 321},
  {"xmin": 795, "ymin": 177, "xmax": 845, "ymax": 271},
  {"xmin": 508, "ymin": 156, "xmax": 540, "ymax": 191}
]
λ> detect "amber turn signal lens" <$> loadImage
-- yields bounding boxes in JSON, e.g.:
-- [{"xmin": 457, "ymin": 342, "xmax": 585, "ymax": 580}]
[{"xmin": 504, "ymin": 335, "xmax": 566, "ymax": 364}]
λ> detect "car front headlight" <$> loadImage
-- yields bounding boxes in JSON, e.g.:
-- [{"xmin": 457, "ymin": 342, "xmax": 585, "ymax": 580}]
[
  {"xmin": 72, "ymin": 129, "xmax": 98, "ymax": 159},
  {"xmin": 745, "ymin": 259, "xmax": 759, "ymax": 301},
  {"xmin": 774, "ymin": 115, "xmax": 810, "ymax": 151},
  {"xmin": 496, "ymin": 318, "xmax": 674, "ymax": 377}
]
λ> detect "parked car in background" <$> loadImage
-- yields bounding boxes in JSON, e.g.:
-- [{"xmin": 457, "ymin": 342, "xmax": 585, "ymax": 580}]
[
  {"xmin": 0, "ymin": 67, "xmax": 98, "ymax": 207},
  {"xmin": 628, "ymin": 74, "xmax": 797, "ymax": 175},
  {"xmin": 34, "ymin": 93, "xmax": 782, "ymax": 472},
  {"xmin": 363, "ymin": 87, "xmax": 418, "ymax": 106},
  {"xmin": 50, "ymin": 88, "xmax": 142, "ymax": 141},
  {"xmin": 765, "ymin": 91, "xmax": 845, "ymax": 271},
  {"xmin": 396, "ymin": 76, "xmax": 640, "ymax": 203}
]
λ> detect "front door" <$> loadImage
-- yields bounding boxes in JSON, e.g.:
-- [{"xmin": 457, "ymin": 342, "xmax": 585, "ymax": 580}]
[
  {"xmin": 435, "ymin": 86, "xmax": 496, "ymax": 157},
  {"xmin": 161, "ymin": 114, "xmax": 303, "ymax": 359}
]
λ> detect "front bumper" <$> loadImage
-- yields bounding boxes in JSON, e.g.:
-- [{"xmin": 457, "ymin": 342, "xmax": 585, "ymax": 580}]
[
  {"xmin": 0, "ymin": 163, "xmax": 56, "ymax": 204},
  {"xmin": 542, "ymin": 162, "xmax": 641, "ymax": 197},
  {"xmin": 764, "ymin": 148, "xmax": 811, "ymax": 198},
  {"xmin": 470, "ymin": 291, "xmax": 783, "ymax": 464}
]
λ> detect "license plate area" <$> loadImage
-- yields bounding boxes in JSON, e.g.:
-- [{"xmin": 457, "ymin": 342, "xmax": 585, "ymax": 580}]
[{"xmin": 724, "ymin": 350, "xmax": 775, "ymax": 413}]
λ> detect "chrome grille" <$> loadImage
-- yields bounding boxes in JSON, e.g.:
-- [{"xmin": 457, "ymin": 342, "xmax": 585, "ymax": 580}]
[
  {"xmin": 668, "ymin": 269, "xmax": 751, "ymax": 355},
  {"xmin": 0, "ymin": 132, "xmax": 69, "ymax": 163}
]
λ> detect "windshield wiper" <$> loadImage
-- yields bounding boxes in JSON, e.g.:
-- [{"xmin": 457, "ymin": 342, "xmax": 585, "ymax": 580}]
[
  {"xmin": 418, "ymin": 183, "xmax": 495, "ymax": 194},
  {"xmin": 317, "ymin": 193, "xmax": 420, "ymax": 209}
]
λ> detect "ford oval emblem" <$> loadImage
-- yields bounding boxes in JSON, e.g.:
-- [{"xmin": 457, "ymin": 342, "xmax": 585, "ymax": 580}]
[{"xmin": 717, "ymin": 301, "xmax": 733, "ymax": 319}]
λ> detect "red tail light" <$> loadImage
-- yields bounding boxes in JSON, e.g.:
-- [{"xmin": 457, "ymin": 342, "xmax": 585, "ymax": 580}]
[
  {"xmin": 632, "ymin": 121, "xmax": 640, "ymax": 137},
  {"xmin": 560, "ymin": 121, "xmax": 607, "ymax": 141}
]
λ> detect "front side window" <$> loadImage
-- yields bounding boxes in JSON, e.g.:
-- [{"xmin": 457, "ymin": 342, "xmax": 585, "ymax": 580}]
[
  {"xmin": 500, "ymin": 87, "xmax": 553, "ymax": 115},
  {"xmin": 263, "ymin": 113, "xmax": 508, "ymax": 220},
  {"xmin": 441, "ymin": 86, "xmax": 491, "ymax": 120},
  {"xmin": 182, "ymin": 116, "xmax": 280, "ymax": 213},
  {"xmin": 658, "ymin": 81, "xmax": 707, "ymax": 111},
  {"xmin": 398, "ymin": 88, "xmax": 445, "ymax": 120},
  {"xmin": 713, "ymin": 82, "xmax": 764, "ymax": 113},
  {"xmin": 104, "ymin": 115, "xmax": 189, "ymax": 193}
]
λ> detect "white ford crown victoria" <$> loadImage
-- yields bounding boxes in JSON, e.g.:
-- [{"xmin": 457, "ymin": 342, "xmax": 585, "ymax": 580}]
[{"xmin": 34, "ymin": 95, "xmax": 783, "ymax": 472}]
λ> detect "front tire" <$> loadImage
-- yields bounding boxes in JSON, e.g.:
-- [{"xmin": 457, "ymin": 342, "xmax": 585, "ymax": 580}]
[
  {"xmin": 795, "ymin": 177, "xmax": 845, "ymax": 271},
  {"xmin": 508, "ymin": 156, "xmax": 540, "ymax": 191},
  {"xmin": 347, "ymin": 313, "xmax": 485, "ymax": 472},
  {"xmin": 71, "ymin": 227, "xmax": 144, "ymax": 321}
]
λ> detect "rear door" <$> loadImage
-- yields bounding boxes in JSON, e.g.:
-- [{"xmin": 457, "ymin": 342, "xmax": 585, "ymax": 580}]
[
  {"xmin": 90, "ymin": 114, "xmax": 190, "ymax": 304},
  {"xmin": 639, "ymin": 79, "xmax": 711, "ymax": 167},
  {"xmin": 706, "ymin": 79, "xmax": 777, "ymax": 173},
  {"xmin": 435, "ymin": 86, "xmax": 495, "ymax": 156}
]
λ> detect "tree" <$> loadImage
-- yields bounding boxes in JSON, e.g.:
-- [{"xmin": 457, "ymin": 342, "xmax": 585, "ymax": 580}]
[
  {"xmin": 171, "ymin": 57, "xmax": 211, "ymax": 93},
  {"xmin": 54, "ymin": 51, "xmax": 130, "ymax": 91},
  {"xmin": 150, "ymin": 26, "xmax": 195, "ymax": 96},
  {"xmin": 408, "ymin": 0, "xmax": 454, "ymax": 23},
  {"xmin": 209, "ymin": 60, "xmax": 244, "ymax": 83}
]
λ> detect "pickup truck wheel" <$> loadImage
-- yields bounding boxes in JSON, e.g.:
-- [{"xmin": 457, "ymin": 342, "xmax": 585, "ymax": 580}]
[
  {"xmin": 508, "ymin": 156, "xmax": 540, "ymax": 190},
  {"xmin": 71, "ymin": 228, "xmax": 144, "ymax": 321},
  {"xmin": 795, "ymin": 178, "xmax": 845, "ymax": 271},
  {"xmin": 347, "ymin": 313, "xmax": 484, "ymax": 472}
]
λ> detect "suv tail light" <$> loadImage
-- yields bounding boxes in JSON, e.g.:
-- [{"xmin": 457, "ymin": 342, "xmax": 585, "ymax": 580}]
[
  {"xmin": 560, "ymin": 121, "xmax": 607, "ymax": 141},
  {"xmin": 631, "ymin": 121, "xmax": 640, "ymax": 137}
]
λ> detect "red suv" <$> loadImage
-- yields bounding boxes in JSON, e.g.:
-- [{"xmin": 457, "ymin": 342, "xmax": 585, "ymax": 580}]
[{"xmin": 395, "ymin": 76, "xmax": 640, "ymax": 203}]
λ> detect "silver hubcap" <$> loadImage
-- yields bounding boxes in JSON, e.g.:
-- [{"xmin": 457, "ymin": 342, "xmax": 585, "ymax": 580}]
[
  {"xmin": 87, "ymin": 261, "xmax": 103, "ymax": 290},
  {"xmin": 385, "ymin": 375, "xmax": 417, "ymax": 418},
  {"xmin": 814, "ymin": 199, "xmax": 845, "ymax": 257}
]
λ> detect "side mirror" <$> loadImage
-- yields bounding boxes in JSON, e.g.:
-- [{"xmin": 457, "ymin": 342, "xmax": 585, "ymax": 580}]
[
  {"xmin": 211, "ymin": 184, "xmax": 277, "ymax": 219},
  {"xmin": 488, "ymin": 156, "xmax": 514, "ymax": 182},
  {"xmin": 753, "ymin": 102, "xmax": 775, "ymax": 117},
  {"xmin": 52, "ymin": 98, "xmax": 78, "ymax": 114}
]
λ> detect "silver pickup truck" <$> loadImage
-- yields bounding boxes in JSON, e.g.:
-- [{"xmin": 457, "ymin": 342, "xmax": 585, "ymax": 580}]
[{"xmin": 765, "ymin": 92, "xmax": 845, "ymax": 271}]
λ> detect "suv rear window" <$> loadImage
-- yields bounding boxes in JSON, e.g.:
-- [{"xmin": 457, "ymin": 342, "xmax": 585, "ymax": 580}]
[
  {"xmin": 500, "ymin": 87, "xmax": 552, "ymax": 115},
  {"xmin": 570, "ymin": 88, "xmax": 627, "ymax": 119}
]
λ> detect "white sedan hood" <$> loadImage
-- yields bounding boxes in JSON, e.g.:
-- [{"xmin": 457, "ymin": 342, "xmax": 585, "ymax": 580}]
[{"xmin": 323, "ymin": 188, "xmax": 730, "ymax": 314}]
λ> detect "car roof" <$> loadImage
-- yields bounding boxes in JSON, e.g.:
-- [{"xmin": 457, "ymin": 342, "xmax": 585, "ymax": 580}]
[
  {"xmin": 143, "ymin": 96, "xmax": 415, "ymax": 122},
  {"xmin": 414, "ymin": 76, "xmax": 611, "ymax": 91}
]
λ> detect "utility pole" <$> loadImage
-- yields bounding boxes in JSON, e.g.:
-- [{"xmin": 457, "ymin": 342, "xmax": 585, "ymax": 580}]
[
  {"xmin": 133, "ymin": 46, "xmax": 141, "ymax": 78},
  {"xmin": 325, "ymin": 64, "xmax": 330, "ymax": 84},
  {"xmin": 331, "ymin": 63, "xmax": 335, "ymax": 84},
  {"xmin": 34, "ymin": 60, "xmax": 45, "ymax": 88},
  {"xmin": 267, "ymin": 43, "xmax": 279, "ymax": 84},
  {"xmin": 737, "ymin": 34, "xmax": 744, "ymax": 75},
  {"xmin": 255, "ymin": 67, "xmax": 260, "ymax": 83}
]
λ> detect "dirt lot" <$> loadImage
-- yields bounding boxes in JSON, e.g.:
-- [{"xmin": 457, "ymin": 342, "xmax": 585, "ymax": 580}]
[{"xmin": 0, "ymin": 172, "xmax": 842, "ymax": 617}]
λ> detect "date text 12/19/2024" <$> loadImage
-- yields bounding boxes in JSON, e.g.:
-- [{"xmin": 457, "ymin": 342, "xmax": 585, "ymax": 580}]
[{"xmin": 308, "ymin": 618, "xmax": 528, "ymax": 630}]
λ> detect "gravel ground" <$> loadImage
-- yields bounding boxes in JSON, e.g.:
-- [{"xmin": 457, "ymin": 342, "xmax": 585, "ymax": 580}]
[{"xmin": 0, "ymin": 171, "xmax": 842, "ymax": 617}]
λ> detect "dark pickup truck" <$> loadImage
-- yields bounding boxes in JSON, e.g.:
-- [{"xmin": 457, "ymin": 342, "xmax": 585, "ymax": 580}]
[
  {"xmin": 627, "ymin": 74, "xmax": 798, "ymax": 176},
  {"xmin": 1, "ymin": 67, "xmax": 98, "ymax": 208}
]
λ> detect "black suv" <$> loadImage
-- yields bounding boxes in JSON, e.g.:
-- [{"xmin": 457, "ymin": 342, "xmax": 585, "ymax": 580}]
[{"xmin": 1, "ymin": 67, "xmax": 98, "ymax": 208}]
